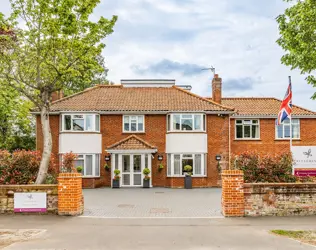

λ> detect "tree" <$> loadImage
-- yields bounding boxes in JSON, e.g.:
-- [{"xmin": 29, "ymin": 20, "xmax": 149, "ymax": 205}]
[
  {"xmin": 276, "ymin": 0, "xmax": 316, "ymax": 99},
  {"xmin": 0, "ymin": 85, "xmax": 35, "ymax": 151},
  {"xmin": 0, "ymin": 0, "xmax": 117, "ymax": 183}
]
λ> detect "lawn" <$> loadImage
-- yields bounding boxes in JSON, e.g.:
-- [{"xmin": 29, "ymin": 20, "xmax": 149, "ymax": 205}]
[{"xmin": 271, "ymin": 230, "xmax": 316, "ymax": 246}]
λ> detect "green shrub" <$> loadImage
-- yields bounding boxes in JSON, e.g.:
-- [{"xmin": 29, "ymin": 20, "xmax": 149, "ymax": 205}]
[
  {"xmin": 143, "ymin": 168, "xmax": 150, "ymax": 180},
  {"xmin": 113, "ymin": 169, "xmax": 120, "ymax": 180},
  {"xmin": 183, "ymin": 165, "xmax": 193, "ymax": 176},
  {"xmin": 76, "ymin": 166, "xmax": 83, "ymax": 173}
]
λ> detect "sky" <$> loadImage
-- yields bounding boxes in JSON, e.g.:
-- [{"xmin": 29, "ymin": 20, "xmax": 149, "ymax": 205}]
[{"xmin": 2, "ymin": 0, "xmax": 316, "ymax": 110}]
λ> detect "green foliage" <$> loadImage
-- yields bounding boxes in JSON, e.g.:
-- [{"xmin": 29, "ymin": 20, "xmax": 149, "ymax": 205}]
[
  {"xmin": 158, "ymin": 163, "xmax": 164, "ymax": 170},
  {"xmin": 76, "ymin": 165, "xmax": 83, "ymax": 173},
  {"xmin": 113, "ymin": 169, "xmax": 120, "ymax": 180},
  {"xmin": 184, "ymin": 165, "xmax": 192, "ymax": 176},
  {"xmin": 0, "ymin": 85, "xmax": 35, "ymax": 151},
  {"xmin": 0, "ymin": 150, "xmax": 57, "ymax": 184},
  {"xmin": 233, "ymin": 151, "xmax": 299, "ymax": 183},
  {"xmin": 277, "ymin": 0, "xmax": 316, "ymax": 99},
  {"xmin": 104, "ymin": 164, "xmax": 110, "ymax": 170},
  {"xmin": 143, "ymin": 167, "xmax": 150, "ymax": 180}
]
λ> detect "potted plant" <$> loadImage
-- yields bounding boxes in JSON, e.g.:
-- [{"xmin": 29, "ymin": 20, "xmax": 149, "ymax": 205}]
[
  {"xmin": 158, "ymin": 163, "xmax": 164, "ymax": 172},
  {"xmin": 76, "ymin": 165, "xmax": 83, "ymax": 174},
  {"xmin": 112, "ymin": 169, "xmax": 120, "ymax": 188},
  {"xmin": 104, "ymin": 164, "xmax": 110, "ymax": 171},
  {"xmin": 143, "ymin": 168, "xmax": 151, "ymax": 188},
  {"xmin": 183, "ymin": 165, "xmax": 193, "ymax": 189}
]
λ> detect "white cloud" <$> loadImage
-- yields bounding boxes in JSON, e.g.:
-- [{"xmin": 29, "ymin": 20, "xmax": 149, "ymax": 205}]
[{"xmin": 2, "ymin": 0, "xmax": 315, "ymax": 110}]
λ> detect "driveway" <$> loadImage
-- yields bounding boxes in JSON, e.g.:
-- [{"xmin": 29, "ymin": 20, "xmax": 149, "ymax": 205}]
[{"xmin": 82, "ymin": 187, "xmax": 222, "ymax": 218}]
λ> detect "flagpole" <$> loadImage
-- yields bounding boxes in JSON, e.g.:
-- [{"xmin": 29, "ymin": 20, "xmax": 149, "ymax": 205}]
[{"xmin": 289, "ymin": 76, "xmax": 294, "ymax": 175}]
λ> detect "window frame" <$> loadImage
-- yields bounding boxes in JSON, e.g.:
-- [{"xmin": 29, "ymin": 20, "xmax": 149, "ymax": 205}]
[
  {"xmin": 167, "ymin": 153, "xmax": 206, "ymax": 177},
  {"xmin": 73, "ymin": 154, "xmax": 100, "ymax": 178},
  {"xmin": 122, "ymin": 115, "xmax": 145, "ymax": 133},
  {"xmin": 61, "ymin": 114, "xmax": 100, "ymax": 132},
  {"xmin": 235, "ymin": 119, "xmax": 260, "ymax": 140},
  {"xmin": 275, "ymin": 118, "xmax": 300, "ymax": 140},
  {"xmin": 167, "ymin": 113, "xmax": 206, "ymax": 132}
]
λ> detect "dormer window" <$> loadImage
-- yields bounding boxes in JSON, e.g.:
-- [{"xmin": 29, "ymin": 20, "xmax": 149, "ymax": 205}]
[
  {"xmin": 62, "ymin": 114, "xmax": 100, "ymax": 132},
  {"xmin": 167, "ymin": 114, "xmax": 206, "ymax": 132}
]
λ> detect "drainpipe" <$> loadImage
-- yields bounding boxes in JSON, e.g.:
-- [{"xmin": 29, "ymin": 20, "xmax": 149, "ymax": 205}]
[{"xmin": 228, "ymin": 115, "xmax": 231, "ymax": 170}]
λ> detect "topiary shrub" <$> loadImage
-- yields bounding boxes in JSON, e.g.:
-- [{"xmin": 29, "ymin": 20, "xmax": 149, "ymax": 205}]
[{"xmin": 0, "ymin": 150, "xmax": 58, "ymax": 185}]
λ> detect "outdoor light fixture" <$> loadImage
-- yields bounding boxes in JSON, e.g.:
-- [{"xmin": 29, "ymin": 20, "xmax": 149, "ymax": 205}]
[
  {"xmin": 105, "ymin": 155, "xmax": 111, "ymax": 162},
  {"xmin": 157, "ymin": 155, "xmax": 163, "ymax": 161},
  {"xmin": 215, "ymin": 155, "xmax": 221, "ymax": 161}
]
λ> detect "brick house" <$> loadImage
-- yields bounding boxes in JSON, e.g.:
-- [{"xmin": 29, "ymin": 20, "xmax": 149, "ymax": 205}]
[{"xmin": 35, "ymin": 75, "xmax": 316, "ymax": 188}]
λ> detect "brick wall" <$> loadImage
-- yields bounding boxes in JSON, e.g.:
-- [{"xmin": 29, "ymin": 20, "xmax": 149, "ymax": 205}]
[
  {"xmin": 231, "ymin": 118, "xmax": 316, "ymax": 155},
  {"xmin": 244, "ymin": 183, "xmax": 316, "ymax": 216},
  {"xmin": 0, "ymin": 185, "xmax": 58, "ymax": 214}
]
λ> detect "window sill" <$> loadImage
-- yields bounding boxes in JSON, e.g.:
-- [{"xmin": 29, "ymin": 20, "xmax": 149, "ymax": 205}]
[
  {"xmin": 60, "ymin": 131, "xmax": 101, "ymax": 134},
  {"xmin": 167, "ymin": 131, "xmax": 206, "ymax": 134},
  {"xmin": 275, "ymin": 139, "xmax": 301, "ymax": 141},
  {"xmin": 82, "ymin": 176, "xmax": 101, "ymax": 179},
  {"xmin": 167, "ymin": 176, "xmax": 207, "ymax": 178},
  {"xmin": 234, "ymin": 139, "xmax": 261, "ymax": 141},
  {"xmin": 122, "ymin": 132, "xmax": 146, "ymax": 134}
]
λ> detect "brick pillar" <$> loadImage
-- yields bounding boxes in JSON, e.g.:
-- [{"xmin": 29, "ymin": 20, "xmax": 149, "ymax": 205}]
[
  {"xmin": 57, "ymin": 173, "xmax": 83, "ymax": 216},
  {"xmin": 221, "ymin": 170, "xmax": 244, "ymax": 217}
]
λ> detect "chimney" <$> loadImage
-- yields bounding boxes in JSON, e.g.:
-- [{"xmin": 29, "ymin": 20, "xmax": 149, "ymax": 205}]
[
  {"xmin": 51, "ymin": 90, "xmax": 64, "ymax": 102},
  {"xmin": 212, "ymin": 74, "xmax": 222, "ymax": 104}
]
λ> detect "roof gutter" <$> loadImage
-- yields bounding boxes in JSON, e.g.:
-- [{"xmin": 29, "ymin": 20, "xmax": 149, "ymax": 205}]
[{"xmin": 231, "ymin": 115, "xmax": 316, "ymax": 119}]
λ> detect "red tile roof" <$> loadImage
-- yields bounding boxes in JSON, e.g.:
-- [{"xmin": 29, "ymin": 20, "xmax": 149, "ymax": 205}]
[
  {"xmin": 107, "ymin": 135, "xmax": 156, "ymax": 150},
  {"xmin": 50, "ymin": 85, "xmax": 234, "ymax": 112},
  {"xmin": 207, "ymin": 97, "xmax": 315, "ymax": 116}
]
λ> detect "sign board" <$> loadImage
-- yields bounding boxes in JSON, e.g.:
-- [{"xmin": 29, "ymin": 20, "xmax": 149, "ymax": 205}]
[
  {"xmin": 14, "ymin": 193, "xmax": 47, "ymax": 212},
  {"xmin": 292, "ymin": 146, "xmax": 316, "ymax": 176}
]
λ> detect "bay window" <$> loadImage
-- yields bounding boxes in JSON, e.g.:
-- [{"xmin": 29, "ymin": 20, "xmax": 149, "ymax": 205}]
[
  {"xmin": 123, "ymin": 115, "xmax": 145, "ymax": 132},
  {"xmin": 167, "ymin": 153, "xmax": 206, "ymax": 176},
  {"xmin": 235, "ymin": 119, "xmax": 260, "ymax": 139},
  {"xmin": 275, "ymin": 118, "xmax": 300, "ymax": 139},
  {"xmin": 74, "ymin": 154, "xmax": 100, "ymax": 177},
  {"xmin": 167, "ymin": 114, "xmax": 206, "ymax": 132},
  {"xmin": 62, "ymin": 114, "xmax": 100, "ymax": 132}
]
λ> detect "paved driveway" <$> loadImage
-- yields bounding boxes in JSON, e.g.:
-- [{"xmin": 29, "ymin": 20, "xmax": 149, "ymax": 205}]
[{"xmin": 82, "ymin": 188, "xmax": 222, "ymax": 218}]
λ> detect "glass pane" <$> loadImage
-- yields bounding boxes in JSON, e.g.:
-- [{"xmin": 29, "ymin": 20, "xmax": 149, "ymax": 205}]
[
  {"xmin": 95, "ymin": 115, "xmax": 100, "ymax": 131},
  {"xmin": 167, "ymin": 115, "xmax": 171, "ymax": 131},
  {"xmin": 276, "ymin": 124, "xmax": 283, "ymax": 138},
  {"xmin": 183, "ymin": 154, "xmax": 192, "ymax": 158},
  {"xmin": 292, "ymin": 124, "xmax": 300, "ymax": 138},
  {"xmin": 182, "ymin": 114, "xmax": 192, "ymax": 119},
  {"xmin": 236, "ymin": 120, "xmax": 242, "ymax": 124},
  {"xmin": 252, "ymin": 120, "xmax": 258, "ymax": 124},
  {"xmin": 181, "ymin": 118, "xmax": 193, "ymax": 131},
  {"xmin": 75, "ymin": 160, "xmax": 84, "ymax": 175},
  {"xmin": 243, "ymin": 120, "xmax": 251, "ymax": 124},
  {"xmin": 74, "ymin": 115, "xmax": 83, "ymax": 119},
  {"xmin": 173, "ymin": 115, "xmax": 180, "ymax": 130},
  {"xmin": 204, "ymin": 154, "xmax": 207, "ymax": 176},
  {"xmin": 145, "ymin": 155, "xmax": 148, "ymax": 168},
  {"xmin": 194, "ymin": 154, "xmax": 201, "ymax": 175},
  {"xmin": 64, "ymin": 115, "xmax": 71, "ymax": 130},
  {"xmin": 236, "ymin": 125, "xmax": 243, "ymax": 138},
  {"xmin": 124, "ymin": 116, "xmax": 129, "ymax": 131},
  {"xmin": 86, "ymin": 155, "xmax": 93, "ymax": 175},
  {"xmin": 138, "ymin": 116, "xmax": 144, "ymax": 123},
  {"xmin": 284, "ymin": 125, "xmax": 291, "ymax": 138},
  {"xmin": 174, "ymin": 155, "xmax": 180, "ymax": 175},
  {"xmin": 182, "ymin": 158, "xmax": 193, "ymax": 175},
  {"xmin": 203, "ymin": 115, "xmax": 206, "ymax": 131},
  {"xmin": 194, "ymin": 115, "xmax": 201, "ymax": 130},
  {"xmin": 95, "ymin": 154, "xmax": 100, "ymax": 176},
  {"xmin": 131, "ymin": 122, "xmax": 137, "ymax": 131},
  {"xmin": 244, "ymin": 125, "xmax": 251, "ymax": 138},
  {"xmin": 123, "ymin": 174, "xmax": 130, "ymax": 185},
  {"xmin": 123, "ymin": 155, "xmax": 130, "ymax": 172},
  {"xmin": 115, "ymin": 154, "xmax": 118, "ymax": 170},
  {"xmin": 167, "ymin": 154, "xmax": 171, "ymax": 176},
  {"xmin": 73, "ymin": 119, "xmax": 84, "ymax": 131},
  {"xmin": 133, "ymin": 174, "xmax": 142, "ymax": 185},
  {"xmin": 133, "ymin": 155, "xmax": 141, "ymax": 173},
  {"xmin": 251, "ymin": 125, "xmax": 259, "ymax": 138},
  {"xmin": 283, "ymin": 118, "xmax": 290, "ymax": 124},
  {"xmin": 85, "ymin": 115, "xmax": 93, "ymax": 131},
  {"xmin": 292, "ymin": 119, "xmax": 299, "ymax": 124},
  {"xmin": 138, "ymin": 122, "xmax": 143, "ymax": 131}
]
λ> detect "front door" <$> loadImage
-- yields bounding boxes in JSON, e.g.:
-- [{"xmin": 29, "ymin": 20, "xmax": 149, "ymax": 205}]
[{"xmin": 122, "ymin": 154, "xmax": 143, "ymax": 187}]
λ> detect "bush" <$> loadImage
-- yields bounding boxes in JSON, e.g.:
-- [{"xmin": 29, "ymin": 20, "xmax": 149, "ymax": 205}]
[
  {"xmin": 0, "ymin": 150, "xmax": 58, "ymax": 185},
  {"xmin": 61, "ymin": 152, "xmax": 78, "ymax": 173},
  {"xmin": 113, "ymin": 169, "xmax": 120, "ymax": 180},
  {"xmin": 143, "ymin": 168, "xmax": 150, "ymax": 180},
  {"xmin": 233, "ymin": 151, "xmax": 298, "ymax": 183}
]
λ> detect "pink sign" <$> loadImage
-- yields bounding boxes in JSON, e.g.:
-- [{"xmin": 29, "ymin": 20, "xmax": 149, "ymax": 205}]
[
  {"xmin": 14, "ymin": 193, "xmax": 47, "ymax": 213},
  {"xmin": 14, "ymin": 208, "xmax": 47, "ymax": 212},
  {"xmin": 294, "ymin": 169, "xmax": 316, "ymax": 177}
]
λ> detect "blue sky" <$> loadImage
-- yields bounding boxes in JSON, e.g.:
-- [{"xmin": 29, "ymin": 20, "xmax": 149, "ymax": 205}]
[{"xmin": 2, "ymin": 0, "xmax": 316, "ymax": 110}]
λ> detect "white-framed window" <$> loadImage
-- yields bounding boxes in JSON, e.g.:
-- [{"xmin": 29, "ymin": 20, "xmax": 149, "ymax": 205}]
[
  {"xmin": 167, "ymin": 153, "xmax": 206, "ymax": 177},
  {"xmin": 62, "ymin": 114, "xmax": 100, "ymax": 132},
  {"xmin": 167, "ymin": 114, "xmax": 206, "ymax": 132},
  {"xmin": 123, "ymin": 115, "xmax": 145, "ymax": 132},
  {"xmin": 235, "ymin": 119, "xmax": 260, "ymax": 139},
  {"xmin": 74, "ymin": 154, "xmax": 100, "ymax": 177},
  {"xmin": 275, "ymin": 118, "xmax": 300, "ymax": 139}
]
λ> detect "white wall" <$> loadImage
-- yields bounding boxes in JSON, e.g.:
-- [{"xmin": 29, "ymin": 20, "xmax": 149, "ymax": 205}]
[
  {"xmin": 166, "ymin": 134, "xmax": 207, "ymax": 153},
  {"xmin": 59, "ymin": 133, "xmax": 102, "ymax": 154}
]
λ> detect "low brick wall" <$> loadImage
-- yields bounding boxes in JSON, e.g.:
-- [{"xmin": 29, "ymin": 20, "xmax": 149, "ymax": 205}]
[
  {"xmin": 0, "ymin": 184, "xmax": 58, "ymax": 214},
  {"xmin": 244, "ymin": 183, "xmax": 316, "ymax": 216}
]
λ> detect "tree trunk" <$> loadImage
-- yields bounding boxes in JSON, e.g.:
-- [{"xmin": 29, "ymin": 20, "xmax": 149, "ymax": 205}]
[{"xmin": 35, "ymin": 105, "xmax": 52, "ymax": 184}]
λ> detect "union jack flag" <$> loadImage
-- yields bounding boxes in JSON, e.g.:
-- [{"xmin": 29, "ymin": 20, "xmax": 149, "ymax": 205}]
[{"xmin": 277, "ymin": 82, "xmax": 292, "ymax": 125}]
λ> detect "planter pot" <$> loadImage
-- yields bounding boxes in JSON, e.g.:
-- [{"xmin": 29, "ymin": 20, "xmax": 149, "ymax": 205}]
[
  {"xmin": 143, "ymin": 179, "xmax": 150, "ymax": 188},
  {"xmin": 184, "ymin": 175, "xmax": 192, "ymax": 189},
  {"xmin": 112, "ymin": 179, "xmax": 120, "ymax": 188}
]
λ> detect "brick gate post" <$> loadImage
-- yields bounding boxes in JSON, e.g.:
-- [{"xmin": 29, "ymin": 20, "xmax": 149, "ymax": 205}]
[
  {"xmin": 221, "ymin": 170, "xmax": 244, "ymax": 217},
  {"xmin": 57, "ymin": 173, "xmax": 83, "ymax": 216}
]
